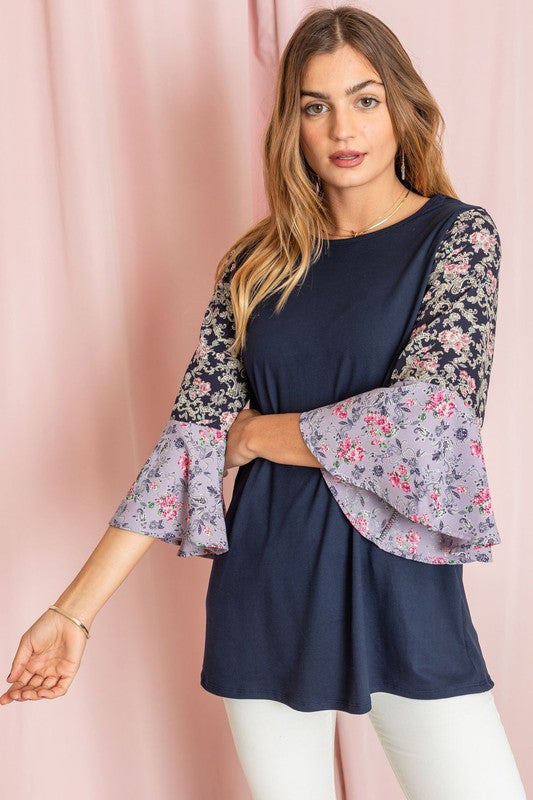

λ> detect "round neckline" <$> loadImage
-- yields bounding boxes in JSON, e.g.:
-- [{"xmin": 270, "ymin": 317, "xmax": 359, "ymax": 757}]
[{"xmin": 324, "ymin": 193, "xmax": 445, "ymax": 244}]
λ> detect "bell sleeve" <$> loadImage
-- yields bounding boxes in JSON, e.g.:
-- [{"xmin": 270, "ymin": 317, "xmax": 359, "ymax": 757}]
[
  {"xmin": 298, "ymin": 206, "xmax": 502, "ymax": 565},
  {"xmin": 108, "ymin": 252, "xmax": 250, "ymax": 558}
]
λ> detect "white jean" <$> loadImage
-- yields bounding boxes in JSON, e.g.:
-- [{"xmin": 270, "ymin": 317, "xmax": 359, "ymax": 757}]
[{"xmin": 222, "ymin": 689, "xmax": 527, "ymax": 800}]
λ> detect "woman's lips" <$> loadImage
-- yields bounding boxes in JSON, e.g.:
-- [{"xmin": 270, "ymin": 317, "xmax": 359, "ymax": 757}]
[{"xmin": 329, "ymin": 153, "xmax": 366, "ymax": 168}]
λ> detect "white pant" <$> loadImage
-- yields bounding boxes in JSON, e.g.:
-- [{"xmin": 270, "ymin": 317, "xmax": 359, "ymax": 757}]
[{"xmin": 222, "ymin": 690, "xmax": 527, "ymax": 800}]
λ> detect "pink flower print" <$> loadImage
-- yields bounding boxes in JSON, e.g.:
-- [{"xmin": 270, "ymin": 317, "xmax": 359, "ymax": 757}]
[
  {"xmin": 405, "ymin": 396, "xmax": 416, "ymax": 408},
  {"xmin": 197, "ymin": 426, "xmax": 223, "ymax": 446},
  {"xmin": 364, "ymin": 412, "xmax": 395, "ymax": 445},
  {"xmin": 149, "ymin": 481, "xmax": 158, "ymax": 490},
  {"xmin": 438, "ymin": 327, "xmax": 471, "ymax": 354},
  {"xmin": 406, "ymin": 530, "xmax": 421, "ymax": 543},
  {"xmin": 411, "ymin": 323, "xmax": 427, "ymax": 338},
  {"xmin": 395, "ymin": 534, "xmax": 406, "ymax": 546},
  {"xmin": 473, "ymin": 487, "xmax": 492, "ymax": 515},
  {"xmin": 194, "ymin": 339, "xmax": 209, "ymax": 360},
  {"xmin": 456, "ymin": 484, "xmax": 467, "ymax": 494},
  {"xmin": 430, "ymin": 489, "xmax": 441, "ymax": 511},
  {"xmin": 411, "ymin": 353, "xmax": 439, "ymax": 373},
  {"xmin": 470, "ymin": 229, "xmax": 497, "ymax": 254},
  {"xmin": 337, "ymin": 437, "xmax": 365, "ymax": 464},
  {"xmin": 189, "ymin": 376, "xmax": 211, "ymax": 400},
  {"xmin": 430, "ymin": 557, "xmax": 448, "ymax": 565},
  {"xmin": 459, "ymin": 370, "xmax": 476, "ymax": 394},
  {"xmin": 221, "ymin": 410, "xmax": 237, "ymax": 428},
  {"xmin": 127, "ymin": 481, "xmax": 136, "ymax": 498},
  {"xmin": 388, "ymin": 463, "xmax": 411, "ymax": 492},
  {"xmin": 443, "ymin": 256, "xmax": 469, "ymax": 275},
  {"xmin": 178, "ymin": 453, "xmax": 192, "ymax": 479},
  {"xmin": 487, "ymin": 268, "xmax": 497, "ymax": 294},
  {"xmin": 200, "ymin": 524, "xmax": 213, "ymax": 539},
  {"xmin": 319, "ymin": 443, "xmax": 330, "ymax": 454},
  {"xmin": 354, "ymin": 516, "xmax": 368, "ymax": 533},
  {"xmin": 332, "ymin": 403, "xmax": 349, "ymax": 420},
  {"xmin": 156, "ymin": 494, "xmax": 183, "ymax": 521},
  {"xmin": 425, "ymin": 389, "xmax": 456, "ymax": 418},
  {"xmin": 212, "ymin": 428, "xmax": 225, "ymax": 446},
  {"xmin": 410, "ymin": 510, "xmax": 433, "ymax": 525},
  {"xmin": 198, "ymin": 428, "xmax": 210, "ymax": 444},
  {"xmin": 470, "ymin": 439, "xmax": 484, "ymax": 462},
  {"xmin": 407, "ymin": 544, "xmax": 418, "ymax": 555}
]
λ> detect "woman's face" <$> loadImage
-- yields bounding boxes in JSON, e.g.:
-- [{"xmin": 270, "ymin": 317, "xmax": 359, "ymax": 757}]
[{"xmin": 299, "ymin": 45, "xmax": 399, "ymax": 194}]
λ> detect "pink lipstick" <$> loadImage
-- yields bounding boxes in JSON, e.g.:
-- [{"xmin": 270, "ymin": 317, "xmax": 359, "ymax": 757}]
[{"xmin": 329, "ymin": 150, "xmax": 365, "ymax": 168}]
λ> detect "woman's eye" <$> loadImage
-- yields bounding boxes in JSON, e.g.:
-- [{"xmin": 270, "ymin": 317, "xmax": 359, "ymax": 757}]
[
  {"xmin": 358, "ymin": 96, "xmax": 379, "ymax": 109},
  {"xmin": 303, "ymin": 103, "xmax": 327, "ymax": 116}
]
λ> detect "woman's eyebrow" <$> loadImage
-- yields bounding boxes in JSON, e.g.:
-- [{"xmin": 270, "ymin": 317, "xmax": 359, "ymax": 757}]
[{"xmin": 300, "ymin": 79, "xmax": 384, "ymax": 100}]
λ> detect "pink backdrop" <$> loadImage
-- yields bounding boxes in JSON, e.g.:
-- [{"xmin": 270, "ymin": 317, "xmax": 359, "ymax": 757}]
[{"xmin": 1, "ymin": 1, "xmax": 531, "ymax": 798}]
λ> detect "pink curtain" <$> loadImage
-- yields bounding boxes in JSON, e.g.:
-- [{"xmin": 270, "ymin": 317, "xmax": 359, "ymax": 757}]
[{"xmin": 1, "ymin": 1, "xmax": 530, "ymax": 797}]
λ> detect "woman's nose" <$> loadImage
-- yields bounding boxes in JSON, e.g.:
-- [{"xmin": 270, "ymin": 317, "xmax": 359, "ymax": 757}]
[{"xmin": 329, "ymin": 108, "xmax": 357, "ymax": 141}]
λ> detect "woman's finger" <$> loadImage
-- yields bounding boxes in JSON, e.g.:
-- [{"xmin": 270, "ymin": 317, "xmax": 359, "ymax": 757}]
[
  {"xmin": 6, "ymin": 636, "xmax": 34, "ymax": 683},
  {"xmin": 26, "ymin": 673, "xmax": 46, "ymax": 689}
]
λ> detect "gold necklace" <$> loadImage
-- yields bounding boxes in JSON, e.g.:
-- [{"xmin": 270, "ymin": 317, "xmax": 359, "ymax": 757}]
[{"xmin": 329, "ymin": 187, "xmax": 411, "ymax": 239}]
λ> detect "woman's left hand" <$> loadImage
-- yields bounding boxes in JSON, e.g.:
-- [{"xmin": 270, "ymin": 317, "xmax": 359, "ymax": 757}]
[{"xmin": 223, "ymin": 408, "xmax": 262, "ymax": 475}]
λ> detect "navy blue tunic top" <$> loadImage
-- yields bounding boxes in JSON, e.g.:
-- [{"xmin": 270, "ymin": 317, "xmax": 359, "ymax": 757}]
[{"xmin": 200, "ymin": 193, "xmax": 495, "ymax": 714}]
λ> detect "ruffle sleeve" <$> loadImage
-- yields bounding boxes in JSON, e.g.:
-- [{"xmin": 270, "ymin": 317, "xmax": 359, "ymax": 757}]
[
  {"xmin": 298, "ymin": 206, "xmax": 502, "ymax": 565},
  {"xmin": 108, "ymin": 252, "xmax": 250, "ymax": 558}
]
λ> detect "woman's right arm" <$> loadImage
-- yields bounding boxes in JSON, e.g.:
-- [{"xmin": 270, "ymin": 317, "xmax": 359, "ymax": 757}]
[
  {"xmin": 52, "ymin": 525, "xmax": 157, "ymax": 629},
  {"xmin": 1, "ymin": 526, "xmax": 156, "ymax": 705},
  {"xmin": 2, "ymin": 248, "xmax": 251, "ymax": 704}
]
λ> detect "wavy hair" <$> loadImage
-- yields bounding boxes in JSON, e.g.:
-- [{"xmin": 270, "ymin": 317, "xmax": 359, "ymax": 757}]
[{"xmin": 213, "ymin": 5, "xmax": 458, "ymax": 358}]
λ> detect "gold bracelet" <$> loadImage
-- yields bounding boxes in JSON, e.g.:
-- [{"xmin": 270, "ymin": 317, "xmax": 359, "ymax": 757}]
[{"xmin": 48, "ymin": 605, "xmax": 90, "ymax": 639}]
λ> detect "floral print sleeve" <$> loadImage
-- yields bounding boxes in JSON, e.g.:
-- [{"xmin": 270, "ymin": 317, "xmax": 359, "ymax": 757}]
[
  {"xmin": 298, "ymin": 207, "xmax": 502, "ymax": 565},
  {"xmin": 108, "ymin": 252, "xmax": 250, "ymax": 558}
]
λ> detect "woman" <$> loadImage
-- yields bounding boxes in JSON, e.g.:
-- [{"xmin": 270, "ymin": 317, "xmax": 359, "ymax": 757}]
[{"xmin": 1, "ymin": 6, "xmax": 526, "ymax": 799}]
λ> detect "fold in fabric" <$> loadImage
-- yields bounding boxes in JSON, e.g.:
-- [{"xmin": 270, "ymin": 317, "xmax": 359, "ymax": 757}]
[
  {"xmin": 108, "ymin": 251, "xmax": 250, "ymax": 558},
  {"xmin": 299, "ymin": 206, "xmax": 501, "ymax": 565}
]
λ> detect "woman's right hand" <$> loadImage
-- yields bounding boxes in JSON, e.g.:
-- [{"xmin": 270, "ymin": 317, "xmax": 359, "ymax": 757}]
[{"xmin": 0, "ymin": 608, "xmax": 89, "ymax": 704}]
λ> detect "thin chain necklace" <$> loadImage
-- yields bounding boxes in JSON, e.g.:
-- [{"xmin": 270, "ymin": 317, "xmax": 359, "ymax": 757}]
[{"xmin": 328, "ymin": 187, "xmax": 411, "ymax": 239}]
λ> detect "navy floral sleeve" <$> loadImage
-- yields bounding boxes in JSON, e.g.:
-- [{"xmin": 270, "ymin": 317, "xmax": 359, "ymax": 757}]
[
  {"xmin": 108, "ymin": 252, "xmax": 250, "ymax": 558},
  {"xmin": 298, "ymin": 207, "xmax": 501, "ymax": 565}
]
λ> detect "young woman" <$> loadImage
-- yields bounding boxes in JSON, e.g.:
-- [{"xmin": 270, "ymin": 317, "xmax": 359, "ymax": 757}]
[{"xmin": 2, "ymin": 6, "xmax": 526, "ymax": 799}]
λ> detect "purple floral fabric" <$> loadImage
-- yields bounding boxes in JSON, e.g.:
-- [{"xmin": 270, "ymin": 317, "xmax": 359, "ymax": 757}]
[
  {"xmin": 108, "ymin": 251, "xmax": 250, "ymax": 558},
  {"xmin": 108, "ymin": 417, "xmax": 234, "ymax": 557},
  {"xmin": 299, "ymin": 380, "xmax": 499, "ymax": 564},
  {"xmin": 299, "ymin": 206, "xmax": 502, "ymax": 565}
]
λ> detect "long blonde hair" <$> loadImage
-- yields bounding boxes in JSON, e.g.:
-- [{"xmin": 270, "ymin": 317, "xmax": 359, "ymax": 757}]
[{"xmin": 214, "ymin": 5, "xmax": 458, "ymax": 358}]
